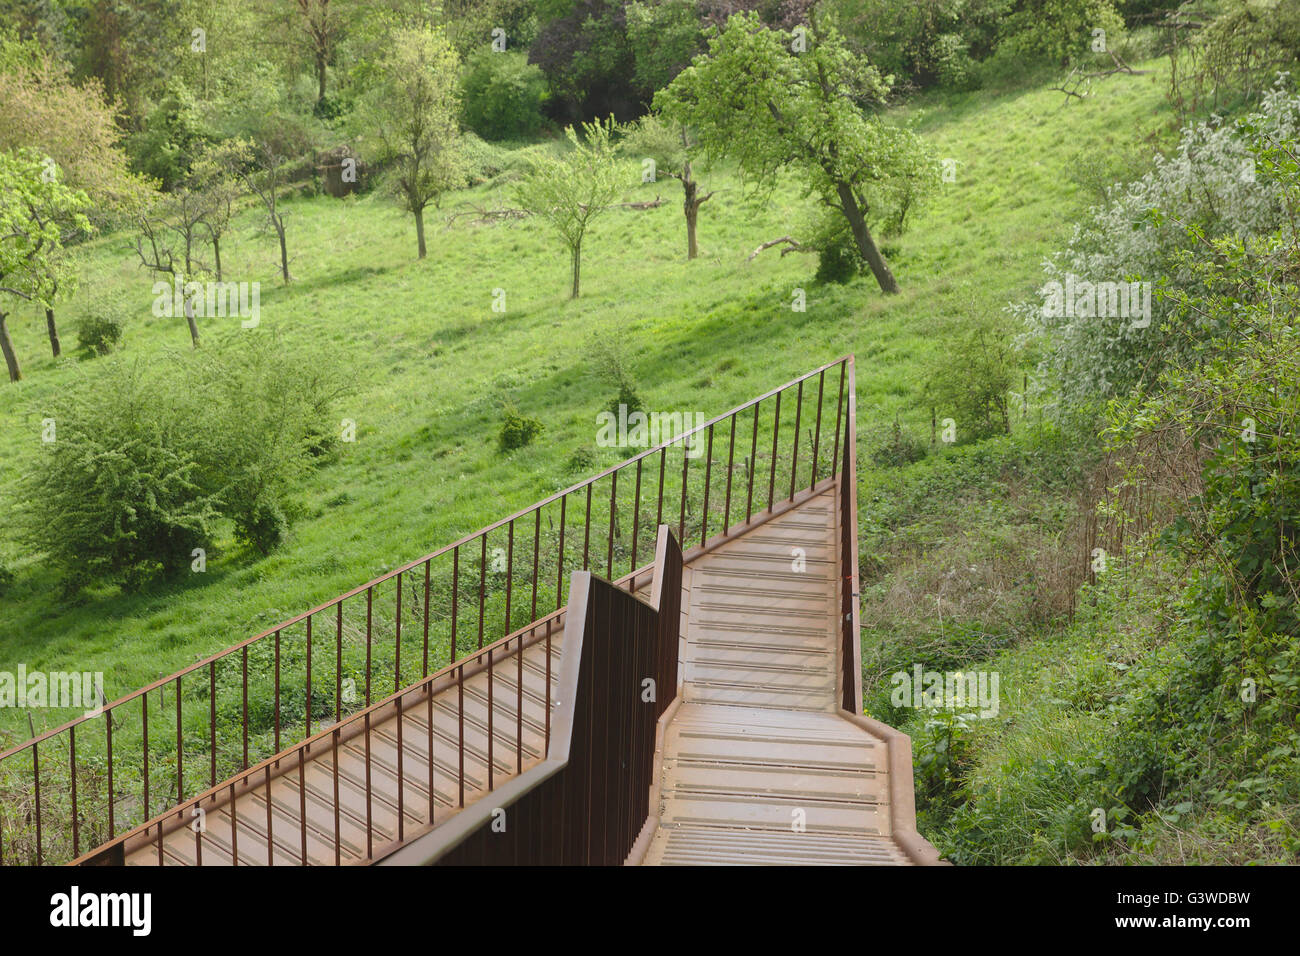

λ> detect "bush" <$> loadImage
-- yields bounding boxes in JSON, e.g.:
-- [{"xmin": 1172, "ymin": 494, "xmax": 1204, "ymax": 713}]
[
  {"xmin": 1000, "ymin": 0, "xmax": 1125, "ymax": 64},
  {"xmin": 590, "ymin": 334, "xmax": 644, "ymax": 415},
  {"xmin": 460, "ymin": 50, "xmax": 548, "ymax": 141},
  {"xmin": 868, "ymin": 420, "xmax": 928, "ymax": 467},
  {"xmin": 811, "ymin": 214, "xmax": 862, "ymax": 284},
  {"xmin": 498, "ymin": 405, "xmax": 544, "ymax": 451},
  {"xmin": 925, "ymin": 313, "xmax": 1015, "ymax": 443},
  {"xmin": 75, "ymin": 302, "xmax": 126, "ymax": 355},
  {"xmin": 1018, "ymin": 79, "xmax": 1300, "ymax": 411},
  {"xmin": 21, "ymin": 334, "xmax": 348, "ymax": 589}
]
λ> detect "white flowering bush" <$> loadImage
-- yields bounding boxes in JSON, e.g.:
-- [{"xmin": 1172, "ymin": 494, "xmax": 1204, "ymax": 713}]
[{"xmin": 1017, "ymin": 77, "xmax": 1300, "ymax": 410}]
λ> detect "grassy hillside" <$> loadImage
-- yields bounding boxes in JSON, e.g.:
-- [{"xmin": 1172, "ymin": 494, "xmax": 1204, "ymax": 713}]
[{"xmin": 0, "ymin": 65, "xmax": 1174, "ymax": 756}]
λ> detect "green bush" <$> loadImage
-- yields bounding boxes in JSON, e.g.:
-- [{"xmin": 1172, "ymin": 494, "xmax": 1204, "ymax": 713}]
[
  {"xmin": 925, "ymin": 313, "xmax": 1015, "ymax": 442},
  {"xmin": 460, "ymin": 50, "xmax": 548, "ymax": 141},
  {"xmin": 590, "ymin": 334, "xmax": 644, "ymax": 415},
  {"xmin": 75, "ymin": 303, "xmax": 127, "ymax": 355},
  {"xmin": 811, "ymin": 215, "xmax": 862, "ymax": 284},
  {"xmin": 868, "ymin": 420, "xmax": 927, "ymax": 467},
  {"xmin": 21, "ymin": 334, "xmax": 348, "ymax": 589},
  {"xmin": 498, "ymin": 405, "xmax": 544, "ymax": 451}
]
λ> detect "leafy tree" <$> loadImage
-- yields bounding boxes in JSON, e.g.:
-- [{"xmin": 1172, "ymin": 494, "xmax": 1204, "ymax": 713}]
[
  {"xmin": 295, "ymin": 0, "xmax": 346, "ymax": 112},
  {"xmin": 625, "ymin": 0, "xmax": 704, "ymax": 100},
  {"xmin": 459, "ymin": 49, "xmax": 549, "ymax": 140},
  {"xmin": 530, "ymin": 0, "xmax": 636, "ymax": 121},
  {"xmin": 0, "ymin": 34, "xmax": 152, "ymax": 218},
  {"xmin": 189, "ymin": 140, "xmax": 249, "ymax": 282},
  {"xmin": 0, "ymin": 149, "xmax": 90, "ymax": 382},
  {"xmin": 126, "ymin": 81, "xmax": 211, "ymax": 191},
  {"xmin": 233, "ymin": 135, "xmax": 295, "ymax": 284},
  {"xmin": 625, "ymin": 113, "xmax": 714, "ymax": 259},
  {"xmin": 656, "ymin": 11, "xmax": 937, "ymax": 294},
  {"xmin": 514, "ymin": 116, "xmax": 625, "ymax": 298},
  {"xmin": 359, "ymin": 26, "xmax": 463, "ymax": 259},
  {"xmin": 1001, "ymin": 0, "xmax": 1124, "ymax": 65}
]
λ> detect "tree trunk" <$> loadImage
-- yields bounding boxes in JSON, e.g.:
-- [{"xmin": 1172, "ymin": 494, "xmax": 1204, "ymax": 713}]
[
  {"xmin": 684, "ymin": 178, "xmax": 699, "ymax": 260},
  {"xmin": 0, "ymin": 313, "xmax": 21, "ymax": 382},
  {"xmin": 415, "ymin": 207, "xmax": 427, "ymax": 259},
  {"xmin": 316, "ymin": 52, "xmax": 327, "ymax": 108},
  {"xmin": 835, "ymin": 181, "xmax": 899, "ymax": 294},
  {"xmin": 276, "ymin": 217, "xmax": 291, "ymax": 283},
  {"xmin": 184, "ymin": 295, "xmax": 200, "ymax": 348},
  {"xmin": 212, "ymin": 235, "xmax": 222, "ymax": 282},
  {"xmin": 46, "ymin": 307, "xmax": 60, "ymax": 358},
  {"xmin": 570, "ymin": 237, "xmax": 581, "ymax": 299}
]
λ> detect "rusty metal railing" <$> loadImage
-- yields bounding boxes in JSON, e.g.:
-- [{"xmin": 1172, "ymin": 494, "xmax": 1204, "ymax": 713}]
[
  {"xmin": 838, "ymin": 357, "xmax": 863, "ymax": 713},
  {"xmin": 383, "ymin": 526, "xmax": 684, "ymax": 866},
  {"xmin": 0, "ymin": 357, "xmax": 851, "ymax": 865}
]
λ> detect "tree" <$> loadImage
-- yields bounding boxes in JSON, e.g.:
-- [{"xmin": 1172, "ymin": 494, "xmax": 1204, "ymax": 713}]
[
  {"xmin": 0, "ymin": 149, "xmax": 90, "ymax": 382},
  {"xmin": 655, "ymin": 11, "xmax": 937, "ymax": 294},
  {"xmin": 515, "ymin": 117, "xmax": 626, "ymax": 298},
  {"xmin": 0, "ymin": 35, "xmax": 152, "ymax": 220},
  {"xmin": 235, "ymin": 138, "xmax": 294, "ymax": 284},
  {"xmin": 190, "ymin": 141, "xmax": 249, "ymax": 282},
  {"xmin": 359, "ymin": 26, "xmax": 463, "ymax": 259},
  {"xmin": 295, "ymin": 0, "xmax": 345, "ymax": 112},
  {"xmin": 626, "ymin": 113, "xmax": 714, "ymax": 259}
]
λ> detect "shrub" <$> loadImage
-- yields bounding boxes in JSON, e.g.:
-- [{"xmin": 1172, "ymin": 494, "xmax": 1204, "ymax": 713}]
[
  {"xmin": 460, "ymin": 50, "xmax": 548, "ymax": 141},
  {"xmin": 868, "ymin": 420, "xmax": 927, "ymax": 467},
  {"xmin": 810, "ymin": 213, "xmax": 862, "ymax": 284},
  {"xmin": 75, "ymin": 302, "xmax": 126, "ymax": 355},
  {"xmin": 926, "ymin": 314, "xmax": 1015, "ymax": 442},
  {"xmin": 1018, "ymin": 80, "xmax": 1300, "ymax": 411},
  {"xmin": 21, "ymin": 334, "xmax": 348, "ymax": 589},
  {"xmin": 590, "ymin": 334, "xmax": 644, "ymax": 415},
  {"xmin": 498, "ymin": 405, "xmax": 544, "ymax": 451}
]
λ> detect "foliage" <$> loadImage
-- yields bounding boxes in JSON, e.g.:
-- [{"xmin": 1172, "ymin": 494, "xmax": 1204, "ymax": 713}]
[
  {"xmin": 20, "ymin": 334, "xmax": 348, "ymax": 589},
  {"xmin": 513, "ymin": 116, "xmax": 626, "ymax": 296},
  {"xmin": 809, "ymin": 211, "xmax": 862, "ymax": 283},
  {"xmin": 460, "ymin": 50, "xmax": 549, "ymax": 141},
  {"xmin": 0, "ymin": 148, "xmax": 92, "ymax": 381},
  {"xmin": 357, "ymin": 26, "xmax": 464, "ymax": 257},
  {"xmin": 1166, "ymin": 0, "xmax": 1300, "ymax": 126},
  {"xmin": 625, "ymin": 0, "xmax": 704, "ymax": 99},
  {"xmin": 126, "ymin": 81, "xmax": 212, "ymax": 192},
  {"xmin": 0, "ymin": 34, "xmax": 152, "ymax": 219},
  {"xmin": 498, "ymin": 404, "xmax": 545, "ymax": 451},
  {"xmin": 926, "ymin": 312, "xmax": 1015, "ymax": 442},
  {"xmin": 1000, "ymin": 0, "xmax": 1124, "ymax": 64},
  {"xmin": 823, "ymin": 0, "xmax": 1003, "ymax": 91},
  {"xmin": 529, "ymin": 0, "xmax": 637, "ymax": 121},
  {"xmin": 1018, "ymin": 78, "xmax": 1300, "ymax": 412},
  {"xmin": 75, "ymin": 301, "xmax": 127, "ymax": 356},
  {"xmin": 656, "ymin": 11, "xmax": 939, "ymax": 292}
]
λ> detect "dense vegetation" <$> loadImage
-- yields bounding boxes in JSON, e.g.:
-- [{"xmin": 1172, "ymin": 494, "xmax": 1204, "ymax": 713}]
[{"xmin": 1, "ymin": 0, "xmax": 1298, "ymax": 864}]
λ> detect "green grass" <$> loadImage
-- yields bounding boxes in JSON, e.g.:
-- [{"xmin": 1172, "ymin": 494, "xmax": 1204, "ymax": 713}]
[{"xmin": 0, "ymin": 61, "xmax": 1175, "ymax": 746}]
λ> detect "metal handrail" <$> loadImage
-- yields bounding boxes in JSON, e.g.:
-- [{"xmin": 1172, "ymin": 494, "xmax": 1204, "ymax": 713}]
[{"xmin": 0, "ymin": 357, "xmax": 852, "ymax": 866}]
